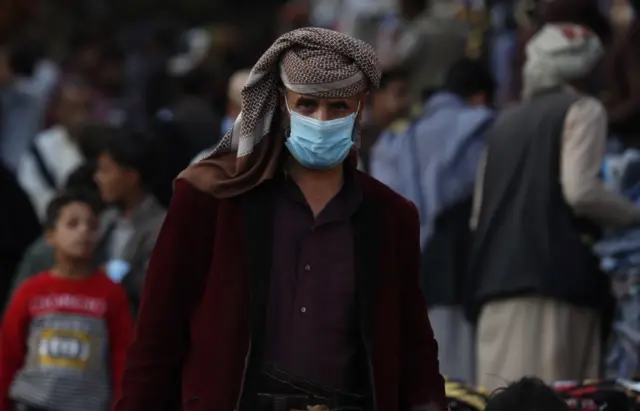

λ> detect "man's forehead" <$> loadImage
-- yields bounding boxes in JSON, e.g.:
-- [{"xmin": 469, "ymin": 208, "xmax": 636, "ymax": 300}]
[{"xmin": 285, "ymin": 90, "xmax": 363, "ymax": 102}]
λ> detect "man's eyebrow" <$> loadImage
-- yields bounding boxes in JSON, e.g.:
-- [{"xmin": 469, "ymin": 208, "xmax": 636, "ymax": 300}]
[{"xmin": 296, "ymin": 97, "xmax": 319, "ymax": 105}]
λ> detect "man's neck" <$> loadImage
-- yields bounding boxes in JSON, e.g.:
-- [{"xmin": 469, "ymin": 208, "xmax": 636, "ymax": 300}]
[
  {"xmin": 287, "ymin": 158, "xmax": 344, "ymax": 217},
  {"xmin": 120, "ymin": 190, "xmax": 149, "ymax": 219}
]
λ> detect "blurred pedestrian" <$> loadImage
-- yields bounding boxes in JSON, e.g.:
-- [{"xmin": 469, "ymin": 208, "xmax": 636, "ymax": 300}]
[
  {"xmin": 0, "ymin": 162, "xmax": 39, "ymax": 310},
  {"xmin": 91, "ymin": 44, "xmax": 143, "ymax": 128},
  {"xmin": 9, "ymin": 130, "xmax": 165, "ymax": 316},
  {"xmin": 221, "ymin": 68, "xmax": 250, "ymax": 134},
  {"xmin": 0, "ymin": 44, "xmax": 47, "ymax": 172},
  {"xmin": 359, "ymin": 68, "xmax": 409, "ymax": 173},
  {"xmin": 605, "ymin": 0, "xmax": 640, "ymax": 147},
  {"xmin": 94, "ymin": 131, "xmax": 166, "ymax": 314},
  {"xmin": 190, "ymin": 68, "xmax": 251, "ymax": 164},
  {"xmin": 389, "ymin": 1, "xmax": 469, "ymax": 101},
  {"xmin": 165, "ymin": 67, "xmax": 220, "ymax": 159},
  {"xmin": 372, "ymin": 58, "xmax": 496, "ymax": 383},
  {"xmin": 62, "ymin": 29, "xmax": 102, "ymax": 82},
  {"xmin": 468, "ymin": 23, "xmax": 640, "ymax": 391},
  {"xmin": 506, "ymin": 0, "xmax": 613, "ymax": 103},
  {"xmin": 8, "ymin": 161, "xmax": 104, "ymax": 306},
  {"xmin": 18, "ymin": 78, "xmax": 93, "ymax": 221},
  {"xmin": 117, "ymin": 28, "xmax": 445, "ymax": 411},
  {"xmin": 164, "ymin": 28, "xmax": 221, "ymax": 159},
  {"xmin": 0, "ymin": 190, "xmax": 133, "ymax": 411}
]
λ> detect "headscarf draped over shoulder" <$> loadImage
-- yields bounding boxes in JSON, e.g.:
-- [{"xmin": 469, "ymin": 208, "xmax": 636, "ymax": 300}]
[{"xmin": 179, "ymin": 27, "xmax": 381, "ymax": 198}]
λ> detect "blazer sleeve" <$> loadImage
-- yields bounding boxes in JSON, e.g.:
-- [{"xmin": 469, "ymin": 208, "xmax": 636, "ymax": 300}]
[
  {"xmin": 115, "ymin": 179, "xmax": 218, "ymax": 411},
  {"xmin": 398, "ymin": 200, "xmax": 447, "ymax": 411}
]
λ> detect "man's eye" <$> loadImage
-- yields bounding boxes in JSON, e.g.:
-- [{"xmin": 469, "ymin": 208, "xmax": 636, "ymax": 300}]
[
  {"xmin": 330, "ymin": 102, "xmax": 349, "ymax": 111},
  {"xmin": 297, "ymin": 100, "xmax": 317, "ymax": 109}
]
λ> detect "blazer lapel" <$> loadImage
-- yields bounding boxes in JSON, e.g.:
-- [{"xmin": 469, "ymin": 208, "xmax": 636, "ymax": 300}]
[
  {"xmin": 241, "ymin": 180, "xmax": 275, "ymax": 345},
  {"xmin": 352, "ymin": 194, "xmax": 382, "ymax": 347},
  {"xmin": 237, "ymin": 180, "xmax": 276, "ymax": 411}
]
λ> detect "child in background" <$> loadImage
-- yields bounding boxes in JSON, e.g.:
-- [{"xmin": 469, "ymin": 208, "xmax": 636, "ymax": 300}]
[
  {"xmin": 93, "ymin": 130, "xmax": 166, "ymax": 314},
  {"xmin": 0, "ymin": 190, "xmax": 134, "ymax": 411}
]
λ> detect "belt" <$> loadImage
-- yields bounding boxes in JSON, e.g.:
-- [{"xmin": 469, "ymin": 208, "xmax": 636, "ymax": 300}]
[
  {"xmin": 256, "ymin": 392, "xmax": 365, "ymax": 411},
  {"xmin": 255, "ymin": 364, "xmax": 368, "ymax": 411}
]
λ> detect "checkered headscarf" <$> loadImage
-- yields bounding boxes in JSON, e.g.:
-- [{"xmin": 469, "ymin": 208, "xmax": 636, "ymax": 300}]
[{"xmin": 180, "ymin": 28, "xmax": 381, "ymax": 198}]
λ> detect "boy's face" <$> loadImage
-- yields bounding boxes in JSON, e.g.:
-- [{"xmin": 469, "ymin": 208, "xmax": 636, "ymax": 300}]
[
  {"xmin": 95, "ymin": 153, "xmax": 139, "ymax": 205},
  {"xmin": 47, "ymin": 202, "xmax": 98, "ymax": 260}
]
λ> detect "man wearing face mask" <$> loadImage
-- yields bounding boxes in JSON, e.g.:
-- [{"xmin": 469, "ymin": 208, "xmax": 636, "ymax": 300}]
[{"xmin": 117, "ymin": 28, "xmax": 445, "ymax": 411}]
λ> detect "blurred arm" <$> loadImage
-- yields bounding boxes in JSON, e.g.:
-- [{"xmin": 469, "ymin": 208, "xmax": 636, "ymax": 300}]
[{"xmin": 561, "ymin": 97, "xmax": 640, "ymax": 227}]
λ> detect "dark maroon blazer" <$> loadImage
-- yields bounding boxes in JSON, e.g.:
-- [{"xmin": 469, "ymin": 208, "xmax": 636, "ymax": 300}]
[{"xmin": 115, "ymin": 171, "xmax": 446, "ymax": 411}]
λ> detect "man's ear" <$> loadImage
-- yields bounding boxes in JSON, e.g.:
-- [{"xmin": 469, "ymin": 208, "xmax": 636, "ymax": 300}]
[
  {"xmin": 280, "ymin": 89, "xmax": 292, "ymax": 113},
  {"xmin": 357, "ymin": 94, "xmax": 369, "ymax": 121},
  {"xmin": 361, "ymin": 94, "xmax": 369, "ymax": 108}
]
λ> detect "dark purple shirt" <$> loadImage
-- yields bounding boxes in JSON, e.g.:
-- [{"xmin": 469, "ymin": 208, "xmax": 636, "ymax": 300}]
[{"xmin": 264, "ymin": 172, "xmax": 362, "ymax": 391}]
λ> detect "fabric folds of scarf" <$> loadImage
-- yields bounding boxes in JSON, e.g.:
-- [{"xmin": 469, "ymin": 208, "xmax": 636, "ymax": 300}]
[{"xmin": 179, "ymin": 27, "xmax": 381, "ymax": 198}]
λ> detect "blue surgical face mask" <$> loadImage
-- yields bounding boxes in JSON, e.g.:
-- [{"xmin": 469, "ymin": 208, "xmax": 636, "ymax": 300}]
[{"xmin": 285, "ymin": 101, "xmax": 359, "ymax": 170}]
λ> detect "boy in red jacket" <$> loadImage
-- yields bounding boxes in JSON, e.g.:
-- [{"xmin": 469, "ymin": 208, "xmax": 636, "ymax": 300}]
[{"xmin": 0, "ymin": 190, "xmax": 134, "ymax": 411}]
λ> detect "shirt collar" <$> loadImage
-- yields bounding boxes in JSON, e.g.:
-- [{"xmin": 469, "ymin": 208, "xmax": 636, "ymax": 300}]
[
  {"xmin": 279, "ymin": 165, "xmax": 362, "ymax": 222},
  {"xmin": 424, "ymin": 91, "xmax": 465, "ymax": 111}
]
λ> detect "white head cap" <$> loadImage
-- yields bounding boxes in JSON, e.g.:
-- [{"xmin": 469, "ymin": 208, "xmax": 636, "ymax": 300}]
[{"xmin": 523, "ymin": 23, "xmax": 603, "ymax": 97}]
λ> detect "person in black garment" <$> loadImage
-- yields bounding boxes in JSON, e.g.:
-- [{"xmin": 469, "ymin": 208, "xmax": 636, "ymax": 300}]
[{"xmin": 0, "ymin": 162, "xmax": 40, "ymax": 308}]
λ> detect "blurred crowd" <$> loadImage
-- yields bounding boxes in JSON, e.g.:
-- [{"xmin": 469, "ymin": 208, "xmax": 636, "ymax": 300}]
[{"xmin": 0, "ymin": 0, "xmax": 640, "ymax": 409}]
